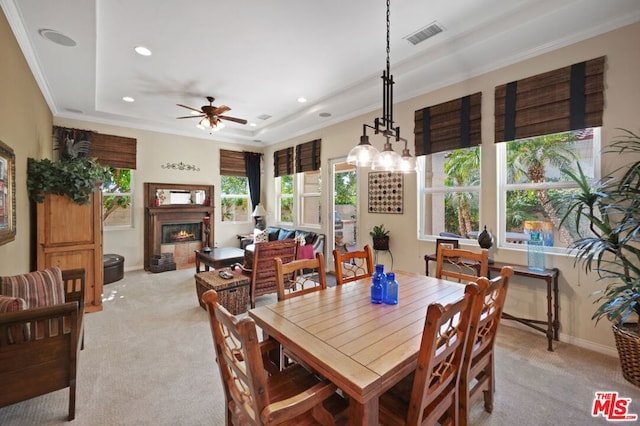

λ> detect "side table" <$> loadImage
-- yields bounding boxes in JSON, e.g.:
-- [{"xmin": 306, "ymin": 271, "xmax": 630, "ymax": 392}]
[{"xmin": 424, "ymin": 254, "xmax": 560, "ymax": 351}]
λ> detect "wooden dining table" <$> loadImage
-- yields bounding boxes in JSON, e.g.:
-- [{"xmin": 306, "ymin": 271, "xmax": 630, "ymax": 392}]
[{"xmin": 248, "ymin": 270, "xmax": 466, "ymax": 426}]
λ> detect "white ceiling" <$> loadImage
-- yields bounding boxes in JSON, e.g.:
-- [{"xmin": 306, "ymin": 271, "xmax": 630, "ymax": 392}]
[{"xmin": 3, "ymin": 0, "xmax": 640, "ymax": 146}]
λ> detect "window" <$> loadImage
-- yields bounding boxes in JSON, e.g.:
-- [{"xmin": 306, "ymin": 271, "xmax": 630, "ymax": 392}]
[
  {"xmin": 103, "ymin": 168, "xmax": 132, "ymax": 228},
  {"xmin": 273, "ymin": 140, "xmax": 321, "ymax": 227},
  {"xmin": 300, "ymin": 171, "xmax": 321, "ymax": 226},
  {"xmin": 220, "ymin": 176, "xmax": 250, "ymax": 222},
  {"xmin": 418, "ymin": 146, "xmax": 481, "ymax": 239},
  {"xmin": 498, "ymin": 128, "xmax": 600, "ymax": 250},
  {"xmin": 276, "ymin": 175, "xmax": 294, "ymax": 223}
]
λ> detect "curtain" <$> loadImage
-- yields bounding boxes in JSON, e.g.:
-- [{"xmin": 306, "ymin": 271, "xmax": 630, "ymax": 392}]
[
  {"xmin": 244, "ymin": 151, "xmax": 262, "ymax": 208},
  {"xmin": 295, "ymin": 139, "xmax": 321, "ymax": 172},
  {"xmin": 494, "ymin": 56, "xmax": 605, "ymax": 143},
  {"xmin": 414, "ymin": 93, "xmax": 482, "ymax": 156}
]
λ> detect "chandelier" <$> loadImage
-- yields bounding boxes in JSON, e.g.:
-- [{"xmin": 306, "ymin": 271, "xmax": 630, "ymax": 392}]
[
  {"xmin": 196, "ymin": 116, "xmax": 225, "ymax": 132},
  {"xmin": 346, "ymin": 0, "xmax": 415, "ymax": 173}
]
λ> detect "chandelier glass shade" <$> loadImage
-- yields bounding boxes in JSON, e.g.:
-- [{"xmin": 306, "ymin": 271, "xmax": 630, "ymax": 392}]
[
  {"xmin": 346, "ymin": 134, "xmax": 380, "ymax": 167},
  {"xmin": 196, "ymin": 117, "xmax": 225, "ymax": 132}
]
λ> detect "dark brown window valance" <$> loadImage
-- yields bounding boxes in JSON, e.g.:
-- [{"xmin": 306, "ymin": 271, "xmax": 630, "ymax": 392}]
[
  {"xmin": 295, "ymin": 139, "xmax": 321, "ymax": 173},
  {"xmin": 220, "ymin": 149, "xmax": 247, "ymax": 176},
  {"xmin": 89, "ymin": 133, "xmax": 137, "ymax": 169},
  {"xmin": 274, "ymin": 147, "xmax": 294, "ymax": 177},
  {"xmin": 494, "ymin": 56, "xmax": 605, "ymax": 143},
  {"xmin": 53, "ymin": 126, "xmax": 137, "ymax": 169},
  {"xmin": 414, "ymin": 92, "xmax": 482, "ymax": 156}
]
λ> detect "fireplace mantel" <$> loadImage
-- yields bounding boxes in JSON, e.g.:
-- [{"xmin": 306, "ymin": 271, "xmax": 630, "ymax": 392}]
[{"xmin": 143, "ymin": 183, "xmax": 215, "ymax": 271}]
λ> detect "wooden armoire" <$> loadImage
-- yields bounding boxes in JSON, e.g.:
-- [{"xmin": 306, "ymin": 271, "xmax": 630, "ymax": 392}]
[{"xmin": 36, "ymin": 191, "xmax": 103, "ymax": 312}]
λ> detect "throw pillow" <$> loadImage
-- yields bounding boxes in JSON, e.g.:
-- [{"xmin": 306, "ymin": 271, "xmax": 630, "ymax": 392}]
[
  {"xmin": 0, "ymin": 266, "xmax": 65, "ymax": 309},
  {"xmin": 254, "ymin": 229, "xmax": 268, "ymax": 243},
  {"xmin": 0, "ymin": 295, "xmax": 29, "ymax": 343},
  {"xmin": 278, "ymin": 228, "xmax": 296, "ymax": 240}
]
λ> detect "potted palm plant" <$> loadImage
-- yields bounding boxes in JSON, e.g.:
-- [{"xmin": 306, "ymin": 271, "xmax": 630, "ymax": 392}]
[
  {"xmin": 559, "ymin": 128, "xmax": 640, "ymax": 387},
  {"xmin": 369, "ymin": 224, "xmax": 390, "ymax": 251}
]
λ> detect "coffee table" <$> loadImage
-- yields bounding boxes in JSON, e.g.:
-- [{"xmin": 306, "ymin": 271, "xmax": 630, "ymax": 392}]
[{"xmin": 195, "ymin": 247, "xmax": 245, "ymax": 273}]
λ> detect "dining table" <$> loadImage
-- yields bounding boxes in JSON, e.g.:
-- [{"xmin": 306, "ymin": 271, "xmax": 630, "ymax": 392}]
[{"xmin": 248, "ymin": 270, "xmax": 466, "ymax": 426}]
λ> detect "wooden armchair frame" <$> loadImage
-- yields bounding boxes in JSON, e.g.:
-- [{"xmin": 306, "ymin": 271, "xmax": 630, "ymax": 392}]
[
  {"xmin": 0, "ymin": 268, "xmax": 85, "ymax": 421},
  {"xmin": 435, "ymin": 247, "xmax": 489, "ymax": 283}
]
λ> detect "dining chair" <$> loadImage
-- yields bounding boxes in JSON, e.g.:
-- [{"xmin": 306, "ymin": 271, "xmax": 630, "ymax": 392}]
[
  {"xmin": 274, "ymin": 252, "xmax": 327, "ymax": 301},
  {"xmin": 332, "ymin": 244, "xmax": 374, "ymax": 285},
  {"xmin": 242, "ymin": 239, "xmax": 298, "ymax": 308},
  {"xmin": 459, "ymin": 266, "xmax": 513, "ymax": 426},
  {"xmin": 202, "ymin": 289, "xmax": 348, "ymax": 425},
  {"xmin": 378, "ymin": 282, "xmax": 481, "ymax": 426},
  {"xmin": 435, "ymin": 246, "xmax": 489, "ymax": 283}
]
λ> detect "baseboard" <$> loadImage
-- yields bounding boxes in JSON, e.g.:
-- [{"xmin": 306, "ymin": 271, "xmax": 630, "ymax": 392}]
[{"xmin": 500, "ymin": 322, "xmax": 618, "ymax": 358}]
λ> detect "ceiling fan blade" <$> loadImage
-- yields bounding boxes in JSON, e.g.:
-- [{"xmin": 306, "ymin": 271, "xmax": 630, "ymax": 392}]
[
  {"xmin": 213, "ymin": 105, "xmax": 231, "ymax": 115},
  {"xmin": 177, "ymin": 115, "xmax": 205, "ymax": 119},
  {"xmin": 219, "ymin": 115, "xmax": 248, "ymax": 125},
  {"xmin": 177, "ymin": 104, "xmax": 203, "ymax": 113}
]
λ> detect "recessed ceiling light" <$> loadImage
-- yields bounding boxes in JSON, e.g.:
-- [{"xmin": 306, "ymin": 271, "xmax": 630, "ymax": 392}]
[
  {"xmin": 38, "ymin": 29, "xmax": 76, "ymax": 47},
  {"xmin": 297, "ymin": 97, "xmax": 307, "ymax": 103},
  {"xmin": 122, "ymin": 96, "xmax": 135, "ymax": 103},
  {"xmin": 135, "ymin": 46, "xmax": 152, "ymax": 56},
  {"xmin": 249, "ymin": 123, "xmax": 257, "ymax": 127}
]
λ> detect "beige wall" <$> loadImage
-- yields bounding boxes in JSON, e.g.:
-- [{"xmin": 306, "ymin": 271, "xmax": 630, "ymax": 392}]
[
  {"xmin": 3, "ymin": 0, "xmax": 640, "ymax": 354},
  {"xmin": 0, "ymin": 8, "xmax": 52, "ymax": 275},
  {"xmin": 263, "ymin": 22, "xmax": 640, "ymax": 354},
  {"xmin": 53, "ymin": 118, "xmax": 262, "ymax": 270}
]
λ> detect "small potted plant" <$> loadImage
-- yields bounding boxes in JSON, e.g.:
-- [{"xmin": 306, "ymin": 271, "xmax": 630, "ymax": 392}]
[
  {"xmin": 558, "ymin": 128, "xmax": 640, "ymax": 387},
  {"xmin": 369, "ymin": 224, "xmax": 390, "ymax": 251}
]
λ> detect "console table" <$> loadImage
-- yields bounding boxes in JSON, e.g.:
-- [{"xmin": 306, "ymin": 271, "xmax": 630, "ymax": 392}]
[
  {"xmin": 195, "ymin": 247, "xmax": 245, "ymax": 273},
  {"xmin": 424, "ymin": 254, "xmax": 560, "ymax": 351}
]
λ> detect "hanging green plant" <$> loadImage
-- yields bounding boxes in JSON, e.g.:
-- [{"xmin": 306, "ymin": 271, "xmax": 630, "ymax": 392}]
[{"xmin": 27, "ymin": 157, "xmax": 111, "ymax": 205}]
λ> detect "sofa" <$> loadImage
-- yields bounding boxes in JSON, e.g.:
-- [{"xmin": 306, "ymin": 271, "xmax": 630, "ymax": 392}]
[
  {"xmin": 0, "ymin": 267, "xmax": 85, "ymax": 421},
  {"xmin": 242, "ymin": 226, "xmax": 325, "ymax": 268}
]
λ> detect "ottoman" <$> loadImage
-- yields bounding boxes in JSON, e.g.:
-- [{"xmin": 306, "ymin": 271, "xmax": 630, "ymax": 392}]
[
  {"xmin": 195, "ymin": 270, "xmax": 250, "ymax": 315},
  {"xmin": 104, "ymin": 254, "xmax": 125, "ymax": 284}
]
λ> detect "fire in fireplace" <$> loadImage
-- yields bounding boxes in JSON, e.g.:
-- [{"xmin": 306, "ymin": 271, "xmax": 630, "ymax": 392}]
[{"xmin": 161, "ymin": 222, "xmax": 202, "ymax": 244}]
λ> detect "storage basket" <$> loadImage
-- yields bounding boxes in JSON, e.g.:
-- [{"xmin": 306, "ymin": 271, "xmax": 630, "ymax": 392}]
[
  {"xmin": 612, "ymin": 323, "xmax": 640, "ymax": 388},
  {"xmin": 195, "ymin": 271, "xmax": 249, "ymax": 315}
]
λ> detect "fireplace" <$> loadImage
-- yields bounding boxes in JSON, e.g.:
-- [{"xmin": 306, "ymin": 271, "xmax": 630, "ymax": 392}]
[
  {"xmin": 161, "ymin": 222, "xmax": 202, "ymax": 244},
  {"xmin": 144, "ymin": 182, "xmax": 215, "ymax": 272}
]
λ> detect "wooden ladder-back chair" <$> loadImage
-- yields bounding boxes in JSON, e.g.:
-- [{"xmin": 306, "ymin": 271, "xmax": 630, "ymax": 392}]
[
  {"xmin": 332, "ymin": 245, "xmax": 373, "ymax": 285},
  {"xmin": 378, "ymin": 282, "xmax": 482, "ymax": 426},
  {"xmin": 246, "ymin": 239, "xmax": 298, "ymax": 308},
  {"xmin": 275, "ymin": 252, "xmax": 327, "ymax": 301},
  {"xmin": 459, "ymin": 266, "xmax": 513, "ymax": 426},
  {"xmin": 435, "ymin": 247, "xmax": 489, "ymax": 283},
  {"xmin": 202, "ymin": 290, "xmax": 348, "ymax": 425}
]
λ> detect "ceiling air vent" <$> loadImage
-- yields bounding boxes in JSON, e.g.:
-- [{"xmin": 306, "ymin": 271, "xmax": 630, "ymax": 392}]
[
  {"xmin": 403, "ymin": 22, "xmax": 443, "ymax": 46},
  {"xmin": 257, "ymin": 114, "xmax": 272, "ymax": 121}
]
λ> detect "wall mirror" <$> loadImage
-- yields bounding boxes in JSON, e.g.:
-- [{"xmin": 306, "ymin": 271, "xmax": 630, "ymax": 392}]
[
  {"xmin": 0, "ymin": 140, "xmax": 16, "ymax": 245},
  {"xmin": 145, "ymin": 182, "xmax": 213, "ymax": 207}
]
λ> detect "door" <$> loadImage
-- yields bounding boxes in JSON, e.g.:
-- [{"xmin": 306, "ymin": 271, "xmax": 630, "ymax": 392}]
[{"xmin": 330, "ymin": 158, "xmax": 358, "ymax": 271}]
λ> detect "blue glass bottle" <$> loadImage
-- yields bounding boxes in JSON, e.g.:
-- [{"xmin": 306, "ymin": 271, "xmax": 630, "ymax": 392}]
[
  {"xmin": 384, "ymin": 272, "xmax": 398, "ymax": 305},
  {"xmin": 371, "ymin": 264, "xmax": 386, "ymax": 304}
]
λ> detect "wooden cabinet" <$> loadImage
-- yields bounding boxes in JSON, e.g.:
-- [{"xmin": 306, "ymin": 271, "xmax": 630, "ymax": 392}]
[{"xmin": 37, "ymin": 191, "xmax": 103, "ymax": 312}]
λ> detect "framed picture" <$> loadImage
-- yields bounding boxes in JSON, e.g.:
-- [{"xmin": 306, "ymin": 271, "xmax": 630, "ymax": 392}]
[
  {"xmin": 0, "ymin": 140, "xmax": 16, "ymax": 246},
  {"xmin": 368, "ymin": 172, "xmax": 404, "ymax": 214},
  {"xmin": 435, "ymin": 238, "xmax": 458, "ymax": 256}
]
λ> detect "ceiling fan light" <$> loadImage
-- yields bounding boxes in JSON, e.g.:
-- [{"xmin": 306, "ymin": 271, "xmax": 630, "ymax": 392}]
[
  {"xmin": 347, "ymin": 134, "xmax": 380, "ymax": 167},
  {"xmin": 200, "ymin": 117, "xmax": 210, "ymax": 128},
  {"xmin": 196, "ymin": 123, "xmax": 205, "ymax": 130}
]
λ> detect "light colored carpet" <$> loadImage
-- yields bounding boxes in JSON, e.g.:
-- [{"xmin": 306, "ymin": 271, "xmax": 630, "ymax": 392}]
[{"xmin": 1, "ymin": 268, "xmax": 639, "ymax": 425}]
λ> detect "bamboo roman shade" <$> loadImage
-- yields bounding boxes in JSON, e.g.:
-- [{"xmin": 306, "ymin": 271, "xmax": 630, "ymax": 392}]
[
  {"xmin": 89, "ymin": 133, "xmax": 137, "ymax": 169},
  {"xmin": 220, "ymin": 149, "xmax": 246, "ymax": 176},
  {"xmin": 495, "ymin": 56, "xmax": 605, "ymax": 143},
  {"xmin": 295, "ymin": 139, "xmax": 321, "ymax": 173},
  {"xmin": 414, "ymin": 92, "xmax": 482, "ymax": 156},
  {"xmin": 274, "ymin": 147, "xmax": 294, "ymax": 177}
]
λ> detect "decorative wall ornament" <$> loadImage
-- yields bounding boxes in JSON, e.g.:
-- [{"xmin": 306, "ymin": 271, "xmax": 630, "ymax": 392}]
[
  {"xmin": 368, "ymin": 171, "xmax": 403, "ymax": 214},
  {"xmin": 0, "ymin": 140, "xmax": 16, "ymax": 245},
  {"xmin": 161, "ymin": 162, "xmax": 200, "ymax": 171}
]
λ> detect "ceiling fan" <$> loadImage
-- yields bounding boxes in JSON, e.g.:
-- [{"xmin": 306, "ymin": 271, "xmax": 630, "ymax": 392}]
[{"xmin": 176, "ymin": 96, "xmax": 247, "ymax": 131}]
